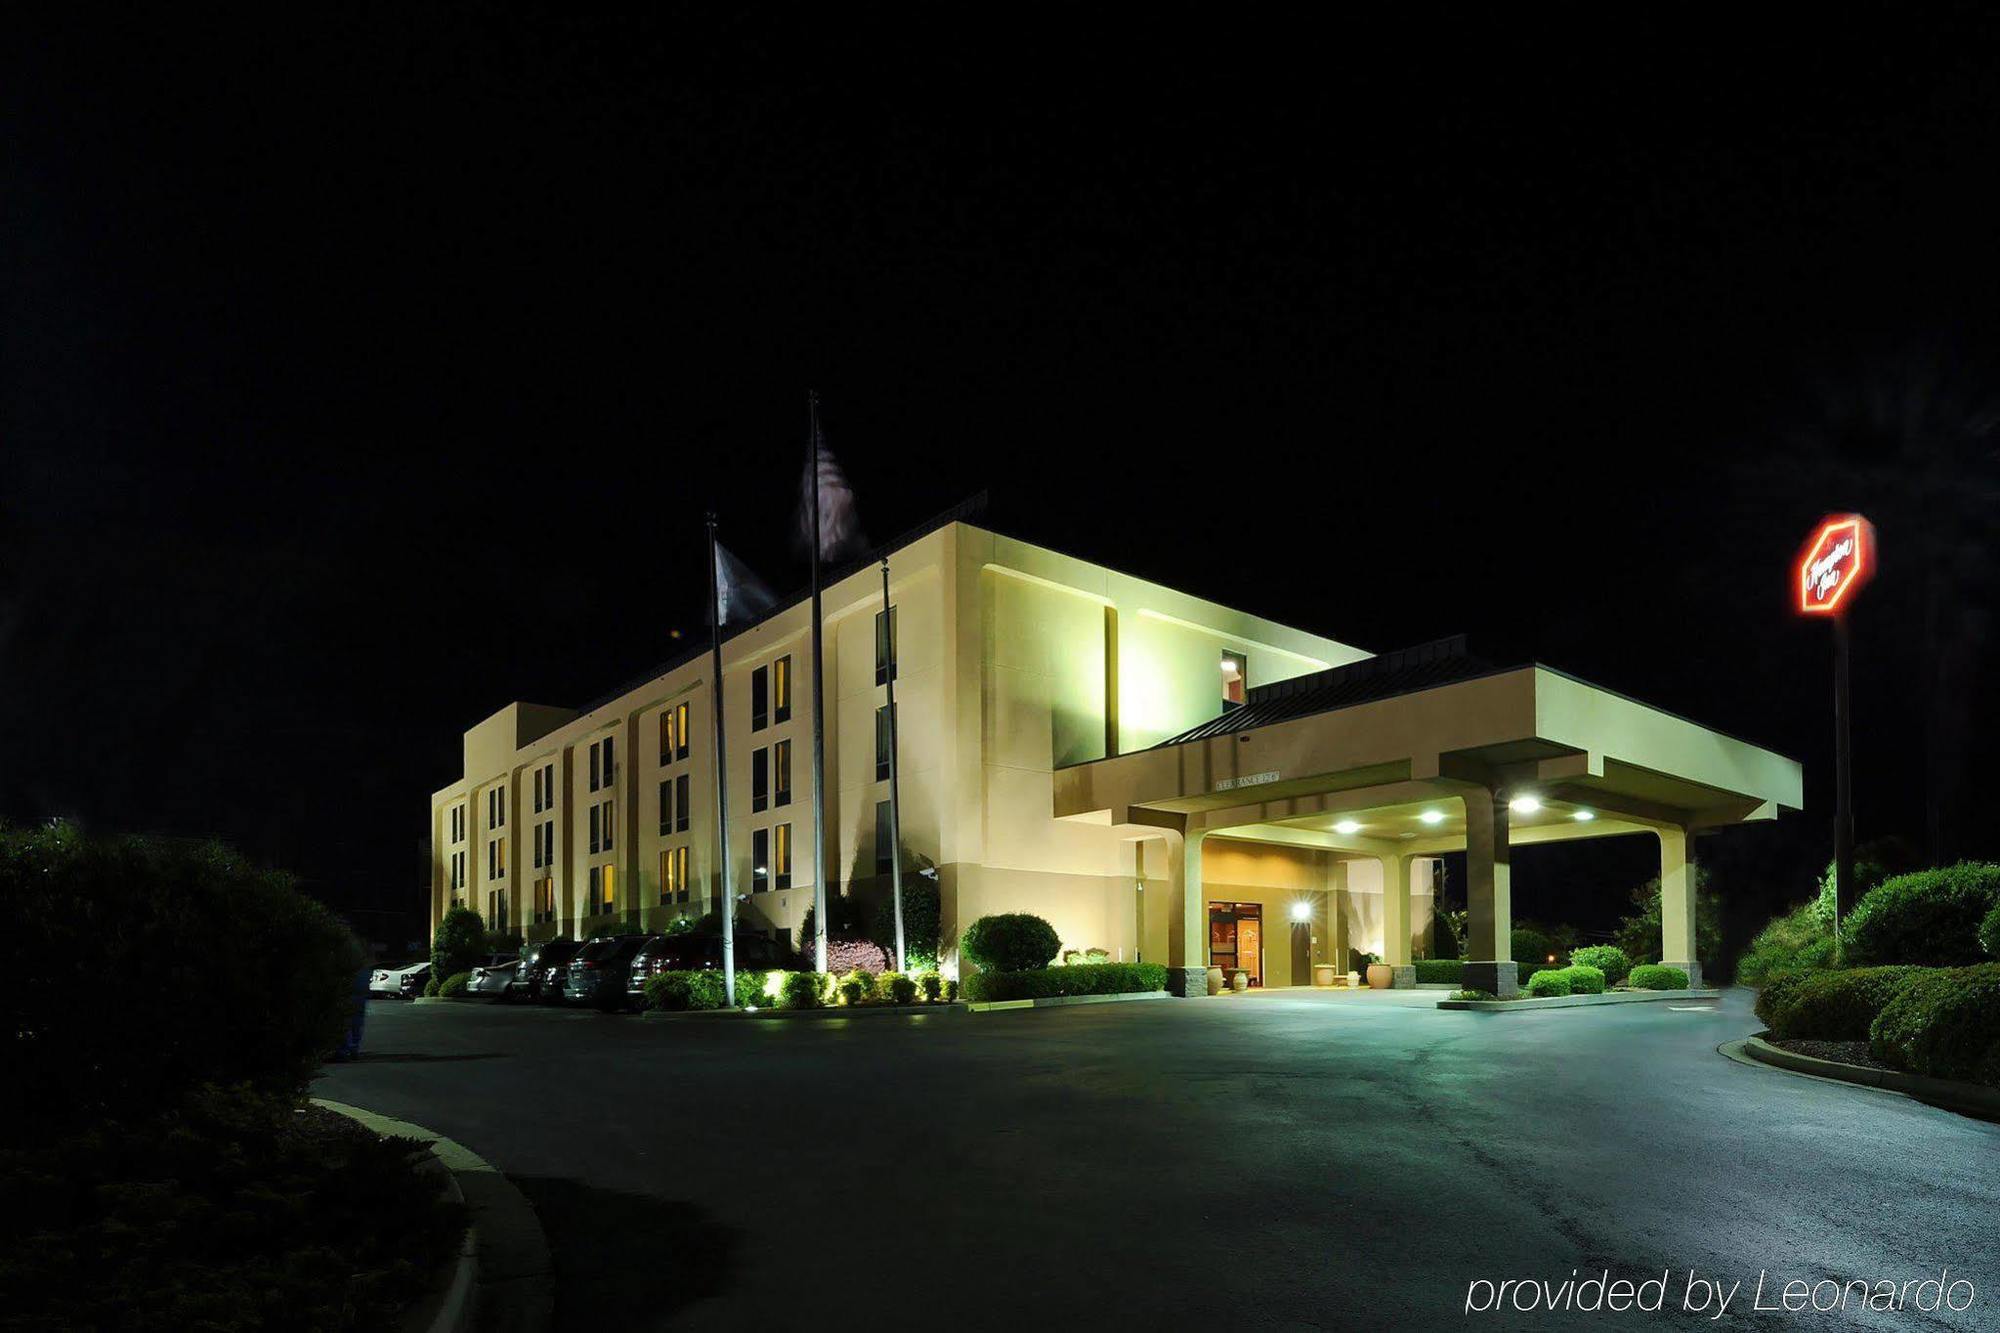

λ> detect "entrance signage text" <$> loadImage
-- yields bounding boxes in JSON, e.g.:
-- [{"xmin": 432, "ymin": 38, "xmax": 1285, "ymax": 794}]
[
  {"xmin": 1213, "ymin": 771, "xmax": 1280, "ymax": 792},
  {"xmin": 1796, "ymin": 514, "xmax": 1874, "ymax": 615}
]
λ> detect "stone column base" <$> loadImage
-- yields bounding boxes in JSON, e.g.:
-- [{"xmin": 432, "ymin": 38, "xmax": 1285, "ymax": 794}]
[
  {"xmin": 1391, "ymin": 965, "xmax": 1416, "ymax": 990},
  {"xmin": 1661, "ymin": 960, "xmax": 1704, "ymax": 990},
  {"xmin": 1462, "ymin": 960, "xmax": 1519, "ymax": 998},
  {"xmin": 1168, "ymin": 966, "xmax": 1209, "ymax": 997}
]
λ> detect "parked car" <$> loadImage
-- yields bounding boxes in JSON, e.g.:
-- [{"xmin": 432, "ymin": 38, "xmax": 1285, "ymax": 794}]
[
  {"xmin": 627, "ymin": 931, "xmax": 785, "ymax": 1003},
  {"xmin": 520, "ymin": 938, "xmax": 582, "ymax": 1001},
  {"xmin": 467, "ymin": 956, "xmax": 520, "ymax": 997},
  {"xmin": 563, "ymin": 935, "xmax": 659, "ymax": 1008},
  {"xmin": 369, "ymin": 961, "xmax": 430, "ymax": 999}
]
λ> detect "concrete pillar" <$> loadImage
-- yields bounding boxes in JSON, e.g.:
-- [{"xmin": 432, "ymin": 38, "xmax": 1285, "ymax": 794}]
[
  {"xmin": 1379, "ymin": 852, "xmax": 1417, "ymax": 987},
  {"xmin": 1461, "ymin": 786, "xmax": 1516, "ymax": 997},
  {"xmin": 1155, "ymin": 826, "xmax": 1208, "ymax": 996},
  {"xmin": 1326, "ymin": 860, "xmax": 1350, "ymax": 973},
  {"xmin": 1658, "ymin": 825, "xmax": 1702, "ymax": 988}
]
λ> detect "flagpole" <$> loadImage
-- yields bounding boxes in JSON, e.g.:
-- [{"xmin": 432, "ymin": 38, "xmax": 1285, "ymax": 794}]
[
  {"xmin": 882, "ymin": 557, "xmax": 906, "ymax": 972},
  {"xmin": 706, "ymin": 513, "xmax": 736, "ymax": 1005},
  {"xmin": 807, "ymin": 392, "xmax": 830, "ymax": 975}
]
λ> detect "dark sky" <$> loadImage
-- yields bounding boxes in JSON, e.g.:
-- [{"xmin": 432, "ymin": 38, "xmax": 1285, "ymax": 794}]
[{"xmin": 7, "ymin": 7, "xmax": 1998, "ymax": 949}]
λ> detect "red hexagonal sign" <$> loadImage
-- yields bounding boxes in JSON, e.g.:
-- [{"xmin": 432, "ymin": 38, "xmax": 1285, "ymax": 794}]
[{"xmin": 1796, "ymin": 514, "xmax": 1875, "ymax": 615}]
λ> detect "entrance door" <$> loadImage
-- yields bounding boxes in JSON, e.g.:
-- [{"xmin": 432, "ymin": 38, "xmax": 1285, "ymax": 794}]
[
  {"xmin": 1291, "ymin": 920, "xmax": 1311, "ymax": 985},
  {"xmin": 1237, "ymin": 915, "xmax": 1262, "ymax": 986},
  {"xmin": 1208, "ymin": 902, "xmax": 1264, "ymax": 985}
]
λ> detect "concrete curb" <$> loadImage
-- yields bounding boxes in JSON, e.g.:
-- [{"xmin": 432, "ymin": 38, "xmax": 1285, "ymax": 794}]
[
  {"xmin": 315, "ymin": 1098, "xmax": 555, "ymax": 1333},
  {"xmin": 965, "ymin": 989, "xmax": 1172, "ymax": 1013},
  {"xmin": 1436, "ymin": 987, "xmax": 1719, "ymax": 1012},
  {"xmin": 1737, "ymin": 1036, "xmax": 2000, "ymax": 1121},
  {"xmin": 641, "ymin": 1002, "xmax": 965, "ymax": 1021}
]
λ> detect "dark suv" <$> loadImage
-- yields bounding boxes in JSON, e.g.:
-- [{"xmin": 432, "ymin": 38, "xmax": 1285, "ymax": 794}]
[
  {"xmin": 626, "ymin": 931, "xmax": 785, "ymax": 1003},
  {"xmin": 520, "ymin": 938, "xmax": 582, "ymax": 1002},
  {"xmin": 564, "ymin": 935, "xmax": 659, "ymax": 1008}
]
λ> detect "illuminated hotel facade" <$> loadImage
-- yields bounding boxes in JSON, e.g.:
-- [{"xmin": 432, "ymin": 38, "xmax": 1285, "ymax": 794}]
[{"xmin": 429, "ymin": 512, "xmax": 1800, "ymax": 996}]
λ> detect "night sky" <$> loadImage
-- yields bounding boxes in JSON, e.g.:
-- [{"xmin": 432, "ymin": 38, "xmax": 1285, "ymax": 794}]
[{"xmin": 7, "ymin": 8, "xmax": 1998, "ymax": 954}]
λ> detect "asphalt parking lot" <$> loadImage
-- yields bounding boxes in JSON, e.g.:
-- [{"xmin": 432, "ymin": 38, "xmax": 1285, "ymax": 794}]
[{"xmin": 318, "ymin": 989, "xmax": 2000, "ymax": 1330}]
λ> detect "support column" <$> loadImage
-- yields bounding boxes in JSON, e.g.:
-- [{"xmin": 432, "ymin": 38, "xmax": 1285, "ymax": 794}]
[
  {"xmin": 1461, "ymin": 786, "xmax": 1516, "ymax": 997},
  {"xmin": 1378, "ymin": 853, "xmax": 1417, "ymax": 988},
  {"xmin": 1170, "ymin": 830, "xmax": 1207, "ymax": 996},
  {"xmin": 1326, "ymin": 860, "xmax": 1350, "ymax": 975},
  {"xmin": 1658, "ymin": 826, "xmax": 1702, "ymax": 989}
]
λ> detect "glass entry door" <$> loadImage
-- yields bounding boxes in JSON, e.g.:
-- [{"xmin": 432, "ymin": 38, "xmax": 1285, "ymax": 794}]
[{"xmin": 1207, "ymin": 902, "xmax": 1264, "ymax": 986}]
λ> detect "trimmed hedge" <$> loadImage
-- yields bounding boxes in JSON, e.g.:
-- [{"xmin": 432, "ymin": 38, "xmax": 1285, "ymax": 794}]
[
  {"xmin": 781, "ymin": 970, "xmax": 825, "ymax": 1009},
  {"xmin": 643, "ymin": 970, "xmax": 729, "ymax": 1011},
  {"xmin": 1868, "ymin": 963, "xmax": 2000, "ymax": 1085},
  {"xmin": 1982, "ymin": 899, "xmax": 2000, "ymax": 960},
  {"xmin": 1562, "ymin": 964, "xmax": 1605, "ymax": 995},
  {"xmin": 961, "ymin": 913, "xmax": 1062, "ymax": 973},
  {"xmin": 962, "ymin": 962, "xmax": 1167, "ymax": 1003},
  {"xmin": 1765, "ymin": 966, "xmax": 1932, "ymax": 1041},
  {"xmin": 1569, "ymin": 945, "xmax": 1631, "ymax": 985},
  {"xmin": 1752, "ymin": 969, "xmax": 1820, "ymax": 1029},
  {"xmin": 1524, "ymin": 970, "xmax": 1571, "ymax": 997},
  {"xmin": 439, "ymin": 971, "xmax": 471, "ymax": 997},
  {"xmin": 1413, "ymin": 959, "xmax": 1463, "ymax": 984},
  {"xmin": 1627, "ymin": 964, "xmax": 1688, "ymax": 990},
  {"xmin": 1738, "ymin": 903, "xmax": 1835, "ymax": 985},
  {"xmin": 1847, "ymin": 862, "xmax": 2000, "ymax": 967},
  {"xmin": 3, "ymin": 823, "xmax": 364, "ymax": 1130}
]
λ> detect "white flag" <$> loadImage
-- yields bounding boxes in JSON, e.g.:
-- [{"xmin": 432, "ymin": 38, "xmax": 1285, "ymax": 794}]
[{"xmin": 713, "ymin": 542, "xmax": 777, "ymax": 626}]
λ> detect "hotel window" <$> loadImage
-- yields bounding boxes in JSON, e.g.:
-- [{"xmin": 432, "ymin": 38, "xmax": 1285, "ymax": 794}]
[
  {"xmin": 658, "ymin": 779, "xmax": 673, "ymax": 836},
  {"xmin": 488, "ymin": 786, "xmax": 505, "ymax": 827},
  {"xmin": 774, "ymin": 739, "xmax": 791, "ymax": 807},
  {"xmin": 773, "ymin": 655, "xmax": 792, "ymax": 723},
  {"xmin": 532, "ymin": 767, "xmax": 543, "ymax": 814},
  {"xmin": 600, "ymin": 798, "xmax": 615, "ymax": 850},
  {"xmin": 674, "ymin": 773, "xmax": 690, "ymax": 832},
  {"xmin": 673, "ymin": 702, "xmax": 690, "ymax": 760},
  {"xmin": 603, "ymin": 736, "xmax": 615, "ymax": 784},
  {"xmin": 489, "ymin": 837, "xmax": 506, "ymax": 880},
  {"xmin": 658, "ymin": 845, "xmax": 688, "ymax": 905},
  {"xmin": 588, "ymin": 804, "xmax": 601, "ymax": 854},
  {"xmin": 660, "ymin": 706, "xmax": 684, "ymax": 765},
  {"xmin": 542, "ymin": 762, "xmax": 554, "ymax": 807},
  {"xmin": 875, "ymin": 704, "xmax": 896, "ymax": 780},
  {"xmin": 875, "ymin": 800, "xmax": 893, "ymax": 874},
  {"xmin": 874, "ymin": 605, "xmax": 897, "ymax": 685},
  {"xmin": 752, "ymin": 828, "xmax": 769, "ymax": 893},
  {"xmin": 589, "ymin": 741, "xmax": 601, "ymax": 792},
  {"xmin": 774, "ymin": 822, "xmax": 792, "ymax": 891},
  {"xmin": 1221, "ymin": 649, "xmax": 1247, "ymax": 707},
  {"xmin": 487, "ymin": 889, "xmax": 508, "ymax": 932},
  {"xmin": 589, "ymin": 865, "xmax": 616, "ymax": 916},
  {"xmin": 532, "ymin": 821, "xmax": 543, "ymax": 869},
  {"xmin": 752, "ymin": 747, "xmax": 769, "ymax": 812},
  {"xmin": 541, "ymin": 821, "xmax": 554, "ymax": 868},
  {"xmin": 534, "ymin": 877, "xmax": 555, "ymax": 924},
  {"xmin": 751, "ymin": 665, "xmax": 770, "ymax": 731}
]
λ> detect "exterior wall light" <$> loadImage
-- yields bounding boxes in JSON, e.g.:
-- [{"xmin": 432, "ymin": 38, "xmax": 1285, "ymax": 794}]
[
  {"xmin": 1418, "ymin": 809, "xmax": 1445, "ymax": 825},
  {"xmin": 1333, "ymin": 819, "xmax": 1362, "ymax": 834},
  {"xmin": 1291, "ymin": 901, "xmax": 1312, "ymax": 922},
  {"xmin": 1509, "ymin": 795, "xmax": 1541, "ymax": 814},
  {"xmin": 1572, "ymin": 810, "xmax": 1595, "ymax": 822}
]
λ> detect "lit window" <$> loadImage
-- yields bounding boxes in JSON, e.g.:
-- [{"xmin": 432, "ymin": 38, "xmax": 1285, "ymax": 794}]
[
  {"xmin": 1221, "ymin": 650, "xmax": 1247, "ymax": 707},
  {"xmin": 672, "ymin": 846, "xmax": 689, "ymax": 904},
  {"xmin": 774, "ymin": 822, "xmax": 792, "ymax": 891},
  {"xmin": 752, "ymin": 828, "xmax": 769, "ymax": 893},
  {"xmin": 774, "ymin": 739, "xmax": 791, "ymax": 807},
  {"xmin": 773, "ymin": 655, "xmax": 792, "ymax": 723},
  {"xmin": 875, "ymin": 606, "xmax": 897, "ymax": 685},
  {"xmin": 674, "ymin": 703, "xmax": 690, "ymax": 760}
]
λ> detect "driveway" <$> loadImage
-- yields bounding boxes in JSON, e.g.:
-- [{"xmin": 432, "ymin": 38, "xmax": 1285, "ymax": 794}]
[{"xmin": 319, "ymin": 989, "xmax": 1999, "ymax": 1330}]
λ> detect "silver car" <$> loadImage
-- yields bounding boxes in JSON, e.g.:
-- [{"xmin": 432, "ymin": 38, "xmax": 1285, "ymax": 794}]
[{"xmin": 467, "ymin": 955, "xmax": 521, "ymax": 998}]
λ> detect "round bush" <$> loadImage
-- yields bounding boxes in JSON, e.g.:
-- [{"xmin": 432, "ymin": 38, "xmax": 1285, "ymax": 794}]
[
  {"xmin": 824, "ymin": 937, "xmax": 892, "ymax": 975},
  {"xmin": 1846, "ymin": 862, "xmax": 2000, "ymax": 966},
  {"xmin": 1627, "ymin": 964, "xmax": 1688, "ymax": 991},
  {"xmin": 1, "ymin": 824, "xmax": 364, "ymax": 1130},
  {"xmin": 1562, "ymin": 964, "xmax": 1605, "ymax": 995},
  {"xmin": 961, "ymin": 913, "xmax": 1061, "ymax": 973},
  {"xmin": 1525, "ymin": 970, "xmax": 1572, "ymax": 997},
  {"xmin": 1752, "ymin": 969, "xmax": 1821, "ymax": 1029},
  {"xmin": 1568, "ymin": 945, "xmax": 1631, "ymax": 986},
  {"xmin": 685, "ymin": 971, "xmax": 728, "ymax": 1010},
  {"xmin": 916, "ymin": 970, "xmax": 944, "ymax": 1002},
  {"xmin": 1979, "ymin": 898, "xmax": 2000, "ymax": 960},
  {"xmin": 439, "ymin": 971, "xmax": 472, "ymax": 997},
  {"xmin": 732, "ymin": 969, "xmax": 769, "ymax": 1008},
  {"xmin": 780, "ymin": 970, "xmax": 824, "ymax": 1009},
  {"xmin": 1511, "ymin": 927, "xmax": 1557, "ymax": 970},
  {"xmin": 1767, "ymin": 966, "xmax": 1930, "ymax": 1041},
  {"xmin": 879, "ymin": 971, "xmax": 918, "ymax": 1005},
  {"xmin": 1868, "ymin": 963, "xmax": 2000, "ymax": 1085},
  {"xmin": 431, "ymin": 906, "xmax": 486, "ymax": 985}
]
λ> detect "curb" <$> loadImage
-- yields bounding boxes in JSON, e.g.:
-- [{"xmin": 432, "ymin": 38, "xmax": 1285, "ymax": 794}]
[
  {"xmin": 965, "ymin": 989, "xmax": 1171, "ymax": 1013},
  {"xmin": 315, "ymin": 1099, "xmax": 555, "ymax": 1333},
  {"xmin": 1736, "ymin": 1036, "xmax": 2000, "ymax": 1121},
  {"xmin": 1437, "ymin": 987, "xmax": 1720, "ymax": 1012},
  {"xmin": 642, "ymin": 1002, "xmax": 964, "ymax": 1021}
]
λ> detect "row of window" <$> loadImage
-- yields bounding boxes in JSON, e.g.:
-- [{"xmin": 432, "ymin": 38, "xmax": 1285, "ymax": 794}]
[
  {"xmin": 533, "ymin": 876, "xmax": 556, "ymax": 924},
  {"xmin": 530, "ymin": 819, "xmax": 555, "ymax": 869},
  {"xmin": 587, "ymin": 864, "xmax": 618, "ymax": 916},
  {"xmin": 448, "ymin": 849, "xmax": 466, "ymax": 889},
  {"xmin": 659, "ymin": 774, "xmax": 691, "ymax": 834},
  {"xmin": 531, "ymin": 761, "xmax": 556, "ymax": 813},
  {"xmin": 751, "ymin": 822, "xmax": 793, "ymax": 892},
  {"xmin": 487, "ymin": 786, "xmax": 507, "ymax": 828},
  {"xmin": 751, "ymin": 656, "xmax": 792, "ymax": 731},
  {"xmin": 588, "ymin": 736, "xmax": 617, "ymax": 792},
  {"xmin": 587, "ymin": 798, "xmax": 616, "ymax": 854},
  {"xmin": 659, "ymin": 701, "xmax": 691, "ymax": 765},
  {"xmin": 448, "ymin": 805, "xmax": 466, "ymax": 844},
  {"xmin": 659, "ymin": 845, "xmax": 690, "ymax": 905},
  {"xmin": 487, "ymin": 837, "xmax": 506, "ymax": 880},
  {"xmin": 752, "ymin": 740, "xmax": 791, "ymax": 812}
]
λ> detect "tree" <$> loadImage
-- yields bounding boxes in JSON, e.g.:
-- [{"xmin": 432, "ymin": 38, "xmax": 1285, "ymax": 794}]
[
  {"xmin": 1613, "ymin": 867, "xmax": 1722, "ymax": 965},
  {"xmin": 431, "ymin": 906, "xmax": 485, "ymax": 980}
]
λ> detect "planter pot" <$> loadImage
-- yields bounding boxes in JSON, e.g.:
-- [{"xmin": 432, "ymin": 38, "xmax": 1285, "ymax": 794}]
[
  {"xmin": 1366, "ymin": 964, "xmax": 1394, "ymax": 990},
  {"xmin": 1312, "ymin": 962, "xmax": 1338, "ymax": 987},
  {"xmin": 1205, "ymin": 966, "xmax": 1225, "ymax": 996},
  {"xmin": 1231, "ymin": 970, "xmax": 1250, "ymax": 993}
]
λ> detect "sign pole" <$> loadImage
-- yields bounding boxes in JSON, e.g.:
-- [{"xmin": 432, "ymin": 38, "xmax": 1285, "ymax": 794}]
[
  {"xmin": 1833, "ymin": 610, "xmax": 1854, "ymax": 961},
  {"xmin": 706, "ymin": 514, "xmax": 736, "ymax": 1006}
]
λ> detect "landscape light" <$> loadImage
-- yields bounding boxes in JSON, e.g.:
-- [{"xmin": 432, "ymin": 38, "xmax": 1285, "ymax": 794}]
[
  {"xmin": 1509, "ymin": 795, "xmax": 1541, "ymax": 814},
  {"xmin": 1334, "ymin": 819, "xmax": 1362, "ymax": 834},
  {"xmin": 1419, "ymin": 809, "xmax": 1445, "ymax": 825},
  {"xmin": 1573, "ymin": 810, "xmax": 1595, "ymax": 822}
]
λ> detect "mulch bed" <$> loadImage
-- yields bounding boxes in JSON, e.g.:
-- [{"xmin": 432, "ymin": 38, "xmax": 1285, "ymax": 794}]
[{"xmin": 1772, "ymin": 1037, "xmax": 1894, "ymax": 1071}]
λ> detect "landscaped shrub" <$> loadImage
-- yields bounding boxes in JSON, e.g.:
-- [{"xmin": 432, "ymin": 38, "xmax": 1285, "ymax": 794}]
[
  {"xmin": 1983, "ymin": 899, "xmax": 2000, "ymax": 960},
  {"xmin": 961, "ymin": 913, "xmax": 1062, "ymax": 973},
  {"xmin": 824, "ymin": 938, "xmax": 893, "ymax": 975},
  {"xmin": 916, "ymin": 970, "xmax": 944, "ymax": 1002},
  {"xmin": 961, "ymin": 962, "xmax": 1168, "ymax": 1003},
  {"xmin": 1561, "ymin": 964, "xmax": 1605, "ymax": 994},
  {"xmin": 439, "ymin": 971, "xmax": 472, "ymax": 997},
  {"xmin": 1737, "ymin": 903, "xmax": 1835, "ymax": 985},
  {"xmin": 870, "ymin": 870, "xmax": 943, "ymax": 970},
  {"xmin": 1524, "ymin": 970, "xmax": 1572, "ymax": 997},
  {"xmin": 1511, "ymin": 927, "xmax": 1557, "ymax": 971},
  {"xmin": 1868, "ymin": 963, "xmax": 2000, "ymax": 1086},
  {"xmin": 780, "ymin": 970, "xmax": 825, "ymax": 1009},
  {"xmin": 1061, "ymin": 947, "xmax": 1112, "ymax": 965},
  {"xmin": 1846, "ymin": 863, "xmax": 2000, "ymax": 967},
  {"xmin": 732, "ymin": 970, "xmax": 769, "ymax": 1009},
  {"xmin": 837, "ymin": 969, "xmax": 874, "ymax": 1005},
  {"xmin": 1767, "ymin": 966, "xmax": 1932, "ymax": 1041},
  {"xmin": 1569, "ymin": 945, "xmax": 1631, "ymax": 985},
  {"xmin": 1627, "ymin": 964, "xmax": 1688, "ymax": 990},
  {"xmin": 2, "ymin": 823, "xmax": 364, "ymax": 1131},
  {"xmin": 1752, "ymin": 969, "xmax": 1821, "ymax": 1029},
  {"xmin": 431, "ymin": 905, "xmax": 487, "ymax": 988},
  {"xmin": 1413, "ymin": 959, "xmax": 1463, "ymax": 984},
  {"xmin": 1612, "ymin": 870, "xmax": 1723, "ymax": 966},
  {"xmin": 643, "ymin": 970, "xmax": 729, "ymax": 1011},
  {"xmin": 1451, "ymin": 989, "xmax": 1498, "ymax": 1001},
  {"xmin": 423, "ymin": 972, "xmax": 442, "ymax": 997}
]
